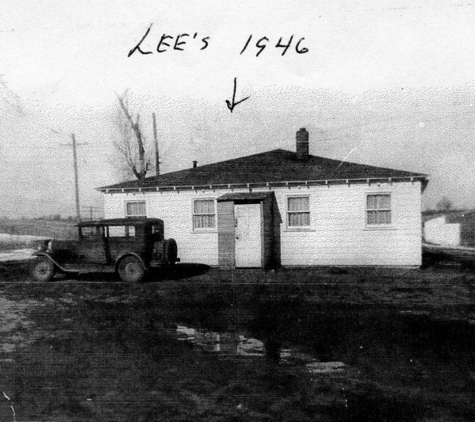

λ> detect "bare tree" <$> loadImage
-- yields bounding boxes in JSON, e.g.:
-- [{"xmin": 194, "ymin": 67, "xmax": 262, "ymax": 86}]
[
  {"xmin": 436, "ymin": 196, "xmax": 453, "ymax": 211},
  {"xmin": 112, "ymin": 91, "xmax": 153, "ymax": 184}
]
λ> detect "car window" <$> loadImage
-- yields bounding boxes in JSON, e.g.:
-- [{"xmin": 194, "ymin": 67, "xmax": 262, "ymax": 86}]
[
  {"xmin": 81, "ymin": 226, "xmax": 102, "ymax": 238},
  {"xmin": 108, "ymin": 225, "xmax": 136, "ymax": 238},
  {"xmin": 109, "ymin": 226, "xmax": 126, "ymax": 237}
]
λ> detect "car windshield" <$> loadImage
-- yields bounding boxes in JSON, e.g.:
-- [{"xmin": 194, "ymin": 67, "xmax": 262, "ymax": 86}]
[{"xmin": 80, "ymin": 226, "xmax": 103, "ymax": 238}]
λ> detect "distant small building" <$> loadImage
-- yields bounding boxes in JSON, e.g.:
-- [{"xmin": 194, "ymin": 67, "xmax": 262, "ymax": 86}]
[
  {"xmin": 99, "ymin": 128, "xmax": 428, "ymax": 268},
  {"xmin": 424, "ymin": 210, "xmax": 475, "ymax": 247}
]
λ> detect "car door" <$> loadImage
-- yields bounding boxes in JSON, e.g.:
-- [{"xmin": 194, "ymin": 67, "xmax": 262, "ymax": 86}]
[
  {"xmin": 107, "ymin": 224, "xmax": 144, "ymax": 262},
  {"xmin": 75, "ymin": 226, "xmax": 108, "ymax": 264}
]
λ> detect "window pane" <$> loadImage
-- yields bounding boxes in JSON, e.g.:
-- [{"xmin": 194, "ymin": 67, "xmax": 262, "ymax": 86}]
[
  {"xmin": 193, "ymin": 215, "xmax": 216, "ymax": 229},
  {"xmin": 289, "ymin": 212, "xmax": 310, "ymax": 227},
  {"xmin": 378, "ymin": 195, "xmax": 391, "ymax": 209},
  {"xmin": 288, "ymin": 197, "xmax": 309, "ymax": 211},
  {"xmin": 194, "ymin": 200, "xmax": 215, "ymax": 214},
  {"xmin": 126, "ymin": 201, "xmax": 146, "ymax": 216},
  {"xmin": 367, "ymin": 195, "xmax": 377, "ymax": 209},
  {"xmin": 367, "ymin": 210, "xmax": 391, "ymax": 225},
  {"xmin": 367, "ymin": 194, "xmax": 390, "ymax": 210},
  {"xmin": 367, "ymin": 194, "xmax": 391, "ymax": 225},
  {"xmin": 109, "ymin": 226, "xmax": 126, "ymax": 237},
  {"xmin": 376, "ymin": 210, "xmax": 391, "ymax": 224},
  {"xmin": 193, "ymin": 200, "xmax": 216, "ymax": 229},
  {"xmin": 82, "ymin": 226, "xmax": 101, "ymax": 238},
  {"xmin": 367, "ymin": 211, "xmax": 377, "ymax": 225}
]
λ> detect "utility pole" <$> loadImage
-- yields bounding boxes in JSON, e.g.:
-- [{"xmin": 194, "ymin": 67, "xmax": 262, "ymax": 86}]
[
  {"xmin": 152, "ymin": 112, "xmax": 160, "ymax": 177},
  {"xmin": 72, "ymin": 134, "xmax": 80, "ymax": 221},
  {"xmin": 61, "ymin": 134, "xmax": 87, "ymax": 221}
]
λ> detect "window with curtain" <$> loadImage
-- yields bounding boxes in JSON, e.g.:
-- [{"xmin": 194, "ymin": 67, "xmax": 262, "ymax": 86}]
[
  {"xmin": 366, "ymin": 194, "xmax": 391, "ymax": 225},
  {"xmin": 287, "ymin": 196, "xmax": 310, "ymax": 227},
  {"xmin": 193, "ymin": 199, "xmax": 216, "ymax": 230},
  {"xmin": 125, "ymin": 201, "xmax": 146, "ymax": 217}
]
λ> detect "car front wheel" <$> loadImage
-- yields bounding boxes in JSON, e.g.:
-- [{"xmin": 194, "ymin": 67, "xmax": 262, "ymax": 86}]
[
  {"xmin": 117, "ymin": 256, "xmax": 145, "ymax": 283},
  {"xmin": 30, "ymin": 257, "xmax": 55, "ymax": 282}
]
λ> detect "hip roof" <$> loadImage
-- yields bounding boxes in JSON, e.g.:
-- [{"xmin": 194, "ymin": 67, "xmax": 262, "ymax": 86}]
[{"xmin": 99, "ymin": 149, "xmax": 428, "ymax": 192}]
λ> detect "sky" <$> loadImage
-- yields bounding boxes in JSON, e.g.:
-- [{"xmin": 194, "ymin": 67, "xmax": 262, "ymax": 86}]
[{"xmin": 1, "ymin": 0, "xmax": 475, "ymax": 217}]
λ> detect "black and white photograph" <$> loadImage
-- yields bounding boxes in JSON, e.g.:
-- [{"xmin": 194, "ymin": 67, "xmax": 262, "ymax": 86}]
[{"xmin": 1, "ymin": 1, "xmax": 475, "ymax": 420}]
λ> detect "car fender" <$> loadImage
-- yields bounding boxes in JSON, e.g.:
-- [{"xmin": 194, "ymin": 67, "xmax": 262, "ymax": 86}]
[
  {"xmin": 32, "ymin": 252, "xmax": 67, "ymax": 273},
  {"xmin": 114, "ymin": 252, "xmax": 146, "ymax": 273}
]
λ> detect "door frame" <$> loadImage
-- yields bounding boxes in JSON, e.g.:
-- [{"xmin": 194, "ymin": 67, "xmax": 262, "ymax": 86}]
[
  {"xmin": 234, "ymin": 202, "xmax": 264, "ymax": 268},
  {"xmin": 217, "ymin": 192, "xmax": 278, "ymax": 270}
]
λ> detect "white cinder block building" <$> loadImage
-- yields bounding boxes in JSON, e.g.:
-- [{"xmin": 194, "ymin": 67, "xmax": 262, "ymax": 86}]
[
  {"xmin": 99, "ymin": 129, "xmax": 428, "ymax": 268},
  {"xmin": 424, "ymin": 210, "xmax": 475, "ymax": 247}
]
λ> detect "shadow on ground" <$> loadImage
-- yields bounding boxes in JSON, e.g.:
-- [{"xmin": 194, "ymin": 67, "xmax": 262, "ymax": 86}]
[
  {"xmin": 0, "ymin": 261, "xmax": 211, "ymax": 283},
  {"xmin": 147, "ymin": 264, "xmax": 211, "ymax": 282},
  {"xmin": 58, "ymin": 263, "xmax": 212, "ymax": 283}
]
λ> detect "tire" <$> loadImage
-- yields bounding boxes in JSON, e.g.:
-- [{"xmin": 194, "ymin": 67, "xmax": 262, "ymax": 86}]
[
  {"xmin": 117, "ymin": 256, "xmax": 145, "ymax": 283},
  {"xmin": 164, "ymin": 239, "xmax": 178, "ymax": 265},
  {"xmin": 30, "ymin": 257, "xmax": 55, "ymax": 282}
]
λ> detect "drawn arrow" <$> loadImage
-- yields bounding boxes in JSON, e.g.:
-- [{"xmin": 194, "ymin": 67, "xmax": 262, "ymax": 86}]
[{"xmin": 225, "ymin": 77, "xmax": 250, "ymax": 113}]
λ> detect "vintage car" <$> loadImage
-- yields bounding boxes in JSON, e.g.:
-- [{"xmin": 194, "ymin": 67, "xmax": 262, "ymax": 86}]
[{"xmin": 30, "ymin": 217, "xmax": 179, "ymax": 282}]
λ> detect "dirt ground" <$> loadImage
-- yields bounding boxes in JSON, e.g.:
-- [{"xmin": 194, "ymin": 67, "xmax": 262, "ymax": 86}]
[{"xmin": 0, "ymin": 261, "xmax": 474, "ymax": 421}]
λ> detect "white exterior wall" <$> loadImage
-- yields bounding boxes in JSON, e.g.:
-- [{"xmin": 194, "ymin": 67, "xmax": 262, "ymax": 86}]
[
  {"xmin": 275, "ymin": 181, "xmax": 422, "ymax": 266},
  {"xmin": 424, "ymin": 216, "xmax": 460, "ymax": 246},
  {"xmin": 103, "ymin": 180, "xmax": 423, "ymax": 267},
  {"xmin": 103, "ymin": 190, "xmax": 221, "ymax": 265}
]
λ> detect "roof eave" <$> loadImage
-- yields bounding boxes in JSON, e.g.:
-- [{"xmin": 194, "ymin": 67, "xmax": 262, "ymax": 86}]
[{"xmin": 98, "ymin": 175, "xmax": 429, "ymax": 194}]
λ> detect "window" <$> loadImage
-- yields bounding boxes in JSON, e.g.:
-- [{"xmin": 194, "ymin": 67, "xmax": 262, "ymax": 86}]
[
  {"xmin": 80, "ymin": 226, "xmax": 102, "ymax": 239},
  {"xmin": 366, "ymin": 194, "xmax": 391, "ymax": 225},
  {"xmin": 287, "ymin": 196, "xmax": 310, "ymax": 227},
  {"xmin": 193, "ymin": 199, "xmax": 216, "ymax": 230},
  {"xmin": 108, "ymin": 225, "xmax": 136, "ymax": 237},
  {"xmin": 125, "ymin": 201, "xmax": 146, "ymax": 217}
]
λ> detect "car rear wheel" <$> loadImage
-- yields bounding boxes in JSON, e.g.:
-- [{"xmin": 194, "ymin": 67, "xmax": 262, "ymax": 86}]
[
  {"xmin": 117, "ymin": 256, "xmax": 145, "ymax": 283},
  {"xmin": 30, "ymin": 257, "xmax": 55, "ymax": 282}
]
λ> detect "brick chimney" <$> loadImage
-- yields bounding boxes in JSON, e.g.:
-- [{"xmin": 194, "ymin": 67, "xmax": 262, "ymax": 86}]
[
  {"xmin": 193, "ymin": 160, "xmax": 198, "ymax": 168},
  {"xmin": 296, "ymin": 128, "xmax": 309, "ymax": 160}
]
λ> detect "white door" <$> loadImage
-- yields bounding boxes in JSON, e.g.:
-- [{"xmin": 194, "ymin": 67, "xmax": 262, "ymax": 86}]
[{"xmin": 235, "ymin": 204, "xmax": 262, "ymax": 267}]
